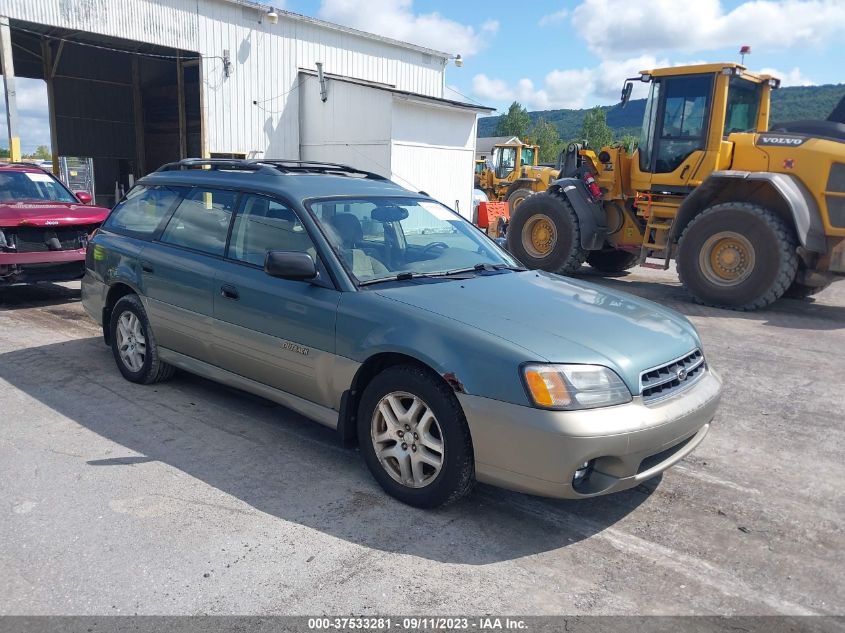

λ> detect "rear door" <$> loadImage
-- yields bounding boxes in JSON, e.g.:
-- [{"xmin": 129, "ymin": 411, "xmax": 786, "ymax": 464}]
[
  {"xmin": 140, "ymin": 187, "xmax": 239, "ymax": 364},
  {"xmin": 211, "ymin": 193, "xmax": 342, "ymax": 408}
]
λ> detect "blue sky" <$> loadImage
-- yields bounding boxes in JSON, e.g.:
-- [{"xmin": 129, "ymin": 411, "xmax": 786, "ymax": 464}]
[{"xmin": 4, "ymin": 0, "xmax": 844, "ymax": 153}]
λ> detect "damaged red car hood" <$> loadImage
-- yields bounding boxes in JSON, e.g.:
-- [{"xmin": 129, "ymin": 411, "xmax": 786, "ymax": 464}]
[{"xmin": 0, "ymin": 201, "xmax": 110, "ymax": 227}]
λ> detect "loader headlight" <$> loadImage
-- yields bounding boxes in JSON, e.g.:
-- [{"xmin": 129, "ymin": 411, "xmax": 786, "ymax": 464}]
[{"xmin": 522, "ymin": 364, "xmax": 632, "ymax": 410}]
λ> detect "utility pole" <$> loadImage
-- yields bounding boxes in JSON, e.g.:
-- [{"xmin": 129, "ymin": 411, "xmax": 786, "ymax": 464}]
[{"xmin": 0, "ymin": 16, "xmax": 21, "ymax": 161}]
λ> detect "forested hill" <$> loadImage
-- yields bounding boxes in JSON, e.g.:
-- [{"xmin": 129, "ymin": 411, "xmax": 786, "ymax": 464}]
[{"xmin": 477, "ymin": 83, "xmax": 845, "ymax": 141}]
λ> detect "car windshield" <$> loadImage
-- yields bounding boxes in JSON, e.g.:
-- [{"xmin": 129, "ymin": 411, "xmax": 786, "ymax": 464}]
[
  {"xmin": 0, "ymin": 170, "xmax": 77, "ymax": 203},
  {"xmin": 308, "ymin": 197, "xmax": 521, "ymax": 284}
]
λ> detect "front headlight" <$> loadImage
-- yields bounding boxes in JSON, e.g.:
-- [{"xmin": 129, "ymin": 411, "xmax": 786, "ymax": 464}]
[{"xmin": 522, "ymin": 364, "xmax": 632, "ymax": 410}]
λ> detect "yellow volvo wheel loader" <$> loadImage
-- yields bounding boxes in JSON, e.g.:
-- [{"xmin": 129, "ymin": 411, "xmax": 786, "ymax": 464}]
[
  {"xmin": 476, "ymin": 140, "xmax": 560, "ymax": 213},
  {"xmin": 507, "ymin": 63, "xmax": 845, "ymax": 310}
]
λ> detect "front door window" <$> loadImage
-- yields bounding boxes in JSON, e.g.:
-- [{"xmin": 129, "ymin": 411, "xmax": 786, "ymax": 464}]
[{"xmin": 653, "ymin": 75, "xmax": 712, "ymax": 174}]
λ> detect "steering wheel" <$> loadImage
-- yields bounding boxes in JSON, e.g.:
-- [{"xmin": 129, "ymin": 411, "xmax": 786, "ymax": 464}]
[{"xmin": 421, "ymin": 241, "xmax": 450, "ymax": 256}]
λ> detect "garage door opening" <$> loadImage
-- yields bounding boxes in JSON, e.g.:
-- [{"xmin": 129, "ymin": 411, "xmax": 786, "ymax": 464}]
[{"xmin": 2, "ymin": 20, "xmax": 202, "ymax": 206}]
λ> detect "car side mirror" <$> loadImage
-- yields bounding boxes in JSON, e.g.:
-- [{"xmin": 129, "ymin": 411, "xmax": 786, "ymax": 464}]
[
  {"xmin": 264, "ymin": 250, "xmax": 318, "ymax": 281},
  {"xmin": 74, "ymin": 191, "xmax": 93, "ymax": 205}
]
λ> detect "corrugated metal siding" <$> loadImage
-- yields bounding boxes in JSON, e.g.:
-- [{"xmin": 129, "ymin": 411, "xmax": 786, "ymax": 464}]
[
  {"xmin": 391, "ymin": 99, "xmax": 477, "ymax": 217},
  {"xmin": 1, "ymin": 0, "xmax": 199, "ymax": 49},
  {"xmin": 2, "ymin": 0, "xmax": 448, "ymax": 160}
]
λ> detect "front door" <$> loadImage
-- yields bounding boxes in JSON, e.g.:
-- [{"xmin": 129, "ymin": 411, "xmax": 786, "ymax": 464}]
[
  {"xmin": 212, "ymin": 193, "xmax": 341, "ymax": 408},
  {"xmin": 630, "ymin": 74, "xmax": 715, "ymax": 193}
]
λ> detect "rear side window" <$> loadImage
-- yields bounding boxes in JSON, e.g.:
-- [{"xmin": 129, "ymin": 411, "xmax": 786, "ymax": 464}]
[
  {"xmin": 159, "ymin": 188, "xmax": 239, "ymax": 256},
  {"xmin": 103, "ymin": 185, "xmax": 183, "ymax": 239}
]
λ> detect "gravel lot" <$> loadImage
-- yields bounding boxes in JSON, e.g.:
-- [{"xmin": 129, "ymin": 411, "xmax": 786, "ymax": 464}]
[{"xmin": 1, "ymin": 267, "xmax": 843, "ymax": 616}]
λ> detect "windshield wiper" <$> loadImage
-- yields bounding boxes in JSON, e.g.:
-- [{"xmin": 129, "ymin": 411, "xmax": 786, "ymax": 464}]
[
  {"xmin": 358, "ymin": 263, "xmax": 524, "ymax": 287},
  {"xmin": 358, "ymin": 270, "xmax": 475, "ymax": 286},
  {"xmin": 444, "ymin": 263, "xmax": 526, "ymax": 275}
]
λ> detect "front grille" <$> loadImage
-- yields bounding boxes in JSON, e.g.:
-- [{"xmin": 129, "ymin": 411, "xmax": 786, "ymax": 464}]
[
  {"xmin": 9, "ymin": 228, "xmax": 85, "ymax": 252},
  {"xmin": 640, "ymin": 349, "xmax": 706, "ymax": 404}
]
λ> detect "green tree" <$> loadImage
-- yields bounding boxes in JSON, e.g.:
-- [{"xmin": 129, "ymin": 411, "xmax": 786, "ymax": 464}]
[
  {"xmin": 616, "ymin": 133, "xmax": 639, "ymax": 153},
  {"xmin": 0, "ymin": 147, "xmax": 9, "ymax": 158},
  {"xmin": 496, "ymin": 101, "xmax": 530, "ymax": 138},
  {"xmin": 26, "ymin": 145, "xmax": 52, "ymax": 160},
  {"xmin": 580, "ymin": 107, "xmax": 613, "ymax": 150},
  {"xmin": 527, "ymin": 117, "xmax": 561, "ymax": 163}
]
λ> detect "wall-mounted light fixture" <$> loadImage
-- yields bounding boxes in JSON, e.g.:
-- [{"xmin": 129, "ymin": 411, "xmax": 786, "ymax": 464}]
[
  {"xmin": 452, "ymin": 54, "xmax": 463, "ymax": 67},
  {"xmin": 266, "ymin": 9, "xmax": 279, "ymax": 24}
]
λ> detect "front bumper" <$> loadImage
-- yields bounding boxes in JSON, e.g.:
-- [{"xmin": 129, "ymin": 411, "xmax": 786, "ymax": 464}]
[
  {"xmin": 0, "ymin": 248, "xmax": 88, "ymax": 285},
  {"xmin": 458, "ymin": 370, "xmax": 722, "ymax": 499},
  {"xmin": 0, "ymin": 247, "xmax": 87, "ymax": 265}
]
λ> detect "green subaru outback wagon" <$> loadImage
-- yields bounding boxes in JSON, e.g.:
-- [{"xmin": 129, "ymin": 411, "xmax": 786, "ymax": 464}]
[{"xmin": 82, "ymin": 159, "xmax": 722, "ymax": 508}]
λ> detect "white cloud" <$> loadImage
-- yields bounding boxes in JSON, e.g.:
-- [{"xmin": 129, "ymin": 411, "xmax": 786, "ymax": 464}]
[
  {"xmin": 472, "ymin": 54, "xmax": 670, "ymax": 110},
  {"xmin": 481, "ymin": 19, "xmax": 499, "ymax": 35},
  {"xmin": 538, "ymin": 8, "xmax": 569, "ymax": 27},
  {"xmin": 571, "ymin": 0, "xmax": 845, "ymax": 57},
  {"xmin": 318, "ymin": 0, "xmax": 497, "ymax": 56},
  {"xmin": 758, "ymin": 66, "xmax": 814, "ymax": 86}
]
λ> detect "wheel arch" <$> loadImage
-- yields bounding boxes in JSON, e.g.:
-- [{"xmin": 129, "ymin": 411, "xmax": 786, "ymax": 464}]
[
  {"xmin": 102, "ymin": 282, "xmax": 141, "ymax": 344},
  {"xmin": 336, "ymin": 351, "xmax": 465, "ymax": 446},
  {"xmin": 505, "ymin": 179, "xmax": 537, "ymax": 198},
  {"xmin": 673, "ymin": 171, "xmax": 826, "ymax": 254},
  {"xmin": 547, "ymin": 178, "xmax": 607, "ymax": 250}
]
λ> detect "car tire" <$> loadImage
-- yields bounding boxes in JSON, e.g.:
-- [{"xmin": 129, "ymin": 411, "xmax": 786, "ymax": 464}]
[
  {"xmin": 677, "ymin": 203, "xmax": 798, "ymax": 310},
  {"xmin": 506, "ymin": 191, "xmax": 587, "ymax": 273},
  {"xmin": 357, "ymin": 364, "xmax": 475, "ymax": 508},
  {"xmin": 586, "ymin": 248, "xmax": 639, "ymax": 273},
  {"xmin": 109, "ymin": 294, "xmax": 175, "ymax": 384}
]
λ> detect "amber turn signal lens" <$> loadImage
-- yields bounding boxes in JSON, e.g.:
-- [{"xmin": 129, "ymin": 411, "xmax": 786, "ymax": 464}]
[{"xmin": 524, "ymin": 367, "xmax": 571, "ymax": 408}]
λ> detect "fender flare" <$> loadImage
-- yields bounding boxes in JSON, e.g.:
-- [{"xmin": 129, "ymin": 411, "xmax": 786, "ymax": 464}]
[
  {"xmin": 505, "ymin": 179, "xmax": 538, "ymax": 198},
  {"xmin": 673, "ymin": 171, "xmax": 827, "ymax": 253},
  {"xmin": 549, "ymin": 177, "xmax": 608, "ymax": 250}
]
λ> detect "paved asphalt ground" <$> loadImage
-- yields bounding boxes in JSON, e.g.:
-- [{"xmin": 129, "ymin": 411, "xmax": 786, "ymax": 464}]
[{"xmin": 1, "ymin": 267, "xmax": 843, "ymax": 616}]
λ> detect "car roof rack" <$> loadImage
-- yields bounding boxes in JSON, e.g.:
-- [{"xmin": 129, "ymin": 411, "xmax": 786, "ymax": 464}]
[
  {"xmin": 155, "ymin": 158, "xmax": 279, "ymax": 174},
  {"xmin": 155, "ymin": 158, "xmax": 387, "ymax": 181},
  {"xmin": 255, "ymin": 160, "xmax": 388, "ymax": 180}
]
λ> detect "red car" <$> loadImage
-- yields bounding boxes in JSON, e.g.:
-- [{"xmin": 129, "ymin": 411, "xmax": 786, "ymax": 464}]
[{"xmin": 0, "ymin": 163, "xmax": 109, "ymax": 286}]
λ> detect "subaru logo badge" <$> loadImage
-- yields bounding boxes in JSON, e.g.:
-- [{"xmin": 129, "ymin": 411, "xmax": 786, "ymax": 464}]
[{"xmin": 677, "ymin": 368, "xmax": 688, "ymax": 382}]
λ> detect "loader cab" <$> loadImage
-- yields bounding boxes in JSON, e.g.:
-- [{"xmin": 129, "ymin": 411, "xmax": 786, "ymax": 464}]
[
  {"xmin": 628, "ymin": 63, "xmax": 776, "ymax": 193},
  {"xmin": 491, "ymin": 142, "xmax": 538, "ymax": 180}
]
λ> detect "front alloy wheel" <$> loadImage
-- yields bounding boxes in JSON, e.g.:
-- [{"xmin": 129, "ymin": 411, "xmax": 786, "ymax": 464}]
[{"xmin": 371, "ymin": 392, "xmax": 444, "ymax": 488}]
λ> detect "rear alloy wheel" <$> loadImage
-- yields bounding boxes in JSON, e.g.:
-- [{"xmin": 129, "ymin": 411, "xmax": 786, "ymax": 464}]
[
  {"xmin": 109, "ymin": 294, "xmax": 175, "ymax": 384},
  {"xmin": 677, "ymin": 202, "xmax": 798, "ymax": 310},
  {"xmin": 357, "ymin": 365, "xmax": 474, "ymax": 508},
  {"xmin": 586, "ymin": 248, "xmax": 639, "ymax": 273},
  {"xmin": 507, "ymin": 188, "xmax": 533, "ymax": 214},
  {"xmin": 507, "ymin": 191, "xmax": 587, "ymax": 273}
]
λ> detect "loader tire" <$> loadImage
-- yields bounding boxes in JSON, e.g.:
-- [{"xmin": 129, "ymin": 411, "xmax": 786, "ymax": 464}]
[
  {"xmin": 586, "ymin": 248, "xmax": 639, "ymax": 273},
  {"xmin": 677, "ymin": 202, "xmax": 798, "ymax": 310},
  {"xmin": 507, "ymin": 188, "xmax": 533, "ymax": 214},
  {"xmin": 506, "ymin": 191, "xmax": 587, "ymax": 274}
]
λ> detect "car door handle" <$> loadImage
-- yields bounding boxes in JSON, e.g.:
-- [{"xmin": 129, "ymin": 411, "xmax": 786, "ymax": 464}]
[
  {"xmin": 141, "ymin": 261, "xmax": 154, "ymax": 273},
  {"xmin": 220, "ymin": 284, "xmax": 239, "ymax": 300}
]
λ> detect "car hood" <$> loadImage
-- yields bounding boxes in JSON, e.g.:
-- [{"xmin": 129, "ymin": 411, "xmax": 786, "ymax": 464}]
[
  {"xmin": 0, "ymin": 202, "xmax": 110, "ymax": 227},
  {"xmin": 375, "ymin": 270, "xmax": 701, "ymax": 392}
]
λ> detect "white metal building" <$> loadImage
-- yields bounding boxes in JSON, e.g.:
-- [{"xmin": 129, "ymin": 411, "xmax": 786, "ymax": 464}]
[{"xmin": 0, "ymin": 0, "xmax": 490, "ymax": 212}]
